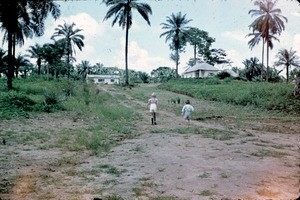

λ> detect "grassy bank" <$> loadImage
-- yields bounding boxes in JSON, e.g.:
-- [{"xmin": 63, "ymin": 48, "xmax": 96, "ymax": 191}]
[
  {"xmin": 0, "ymin": 77, "xmax": 136, "ymax": 155},
  {"xmin": 159, "ymin": 78, "xmax": 300, "ymax": 115}
]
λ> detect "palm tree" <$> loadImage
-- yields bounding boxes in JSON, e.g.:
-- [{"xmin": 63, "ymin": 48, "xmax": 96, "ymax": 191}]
[
  {"xmin": 77, "ymin": 60, "xmax": 92, "ymax": 79},
  {"xmin": 248, "ymin": 0, "xmax": 287, "ymax": 82},
  {"xmin": 274, "ymin": 48, "xmax": 300, "ymax": 83},
  {"xmin": 247, "ymin": 32, "xmax": 264, "ymax": 65},
  {"xmin": 160, "ymin": 12, "xmax": 192, "ymax": 77},
  {"xmin": 42, "ymin": 40, "xmax": 66, "ymax": 79},
  {"xmin": 103, "ymin": 0, "xmax": 152, "ymax": 86},
  {"xmin": 242, "ymin": 57, "xmax": 265, "ymax": 81},
  {"xmin": 14, "ymin": 54, "xmax": 30, "ymax": 78},
  {"xmin": 0, "ymin": 0, "xmax": 60, "ymax": 89},
  {"xmin": 27, "ymin": 43, "xmax": 43, "ymax": 75},
  {"xmin": 51, "ymin": 22, "xmax": 85, "ymax": 79}
]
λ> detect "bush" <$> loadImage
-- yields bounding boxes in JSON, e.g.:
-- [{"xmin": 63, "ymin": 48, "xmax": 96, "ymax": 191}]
[
  {"xmin": 216, "ymin": 71, "xmax": 231, "ymax": 79},
  {"xmin": 0, "ymin": 91, "xmax": 36, "ymax": 111},
  {"xmin": 41, "ymin": 89, "xmax": 65, "ymax": 112},
  {"xmin": 0, "ymin": 92, "xmax": 36, "ymax": 119}
]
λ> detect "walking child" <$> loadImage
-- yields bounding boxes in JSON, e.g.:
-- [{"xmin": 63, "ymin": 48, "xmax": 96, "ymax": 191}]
[
  {"xmin": 148, "ymin": 93, "xmax": 158, "ymax": 125},
  {"xmin": 182, "ymin": 100, "xmax": 194, "ymax": 124}
]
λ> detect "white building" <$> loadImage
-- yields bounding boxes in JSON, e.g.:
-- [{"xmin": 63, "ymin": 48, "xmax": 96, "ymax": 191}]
[
  {"xmin": 183, "ymin": 63, "xmax": 220, "ymax": 78},
  {"xmin": 86, "ymin": 74, "xmax": 121, "ymax": 84}
]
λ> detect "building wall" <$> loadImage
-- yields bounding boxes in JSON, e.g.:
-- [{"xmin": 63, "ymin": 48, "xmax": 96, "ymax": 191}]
[
  {"xmin": 184, "ymin": 72, "xmax": 197, "ymax": 78},
  {"xmin": 184, "ymin": 70, "xmax": 219, "ymax": 78},
  {"xmin": 201, "ymin": 70, "xmax": 219, "ymax": 77},
  {"xmin": 86, "ymin": 75, "xmax": 120, "ymax": 84},
  {"xmin": 93, "ymin": 77, "xmax": 119, "ymax": 84}
]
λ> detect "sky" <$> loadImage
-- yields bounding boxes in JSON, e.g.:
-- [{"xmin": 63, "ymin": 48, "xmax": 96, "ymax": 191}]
[{"xmin": 6, "ymin": 0, "xmax": 300, "ymax": 75}]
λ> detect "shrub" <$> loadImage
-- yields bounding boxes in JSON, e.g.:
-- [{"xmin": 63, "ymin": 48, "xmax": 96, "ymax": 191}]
[
  {"xmin": 0, "ymin": 91, "xmax": 36, "ymax": 119},
  {"xmin": 0, "ymin": 91, "xmax": 36, "ymax": 111},
  {"xmin": 40, "ymin": 89, "xmax": 65, "ymax": 112},
  {"xmin": 217, "ymin": 71, "xmax": 231, "ymax": 79}
]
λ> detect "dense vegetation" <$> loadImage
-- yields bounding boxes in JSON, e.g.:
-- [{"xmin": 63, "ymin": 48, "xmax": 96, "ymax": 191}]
[{"xmin": 159, "ymin": 78, "xmax": 300, "ymax": 115}]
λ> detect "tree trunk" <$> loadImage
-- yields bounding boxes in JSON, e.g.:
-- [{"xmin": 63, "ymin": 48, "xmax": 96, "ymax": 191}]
[
  {"xmin": 266, "ymin": 44, "xmax": 269, "ymax": 82},
  {"xmin": 286, "ymin": 64, "xmax": 289, "ymax": 83},
  {"xmin": 175, "ymin": 48, "xmax": 179, "ymax": 78},
  {"xmin": 13, "ymin": 34, "xmax": 18, "ymax": 78},
  {"xmin": 125, "ymin": 14, "xmax": 130, "ymax": 86},
  {"xmin": 67, "ymin": 47, "xmax": 70, "ymax": 79},
  {"xmin": 7, "ymin": 31, "xmax": 14, "ymax": 90},
  {"xmin": 261, "ymin": 38, "xmax": 265, "ymax": 81},
  {"xmin": 37, "ymin": 58, "xmax": 41, "ymax": 75},
  {"xmin": 193, "ymin": 44, "xmax": 197, "ymax": 66}
]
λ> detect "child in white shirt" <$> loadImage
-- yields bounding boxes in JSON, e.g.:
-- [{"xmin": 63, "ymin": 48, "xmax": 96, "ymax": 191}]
[
  {"xmin": 182, "ymin": 100, "xmax": 194, "ymax": 124},
  {"xmin": 147, "ymin": 93, "xmax": 158, "ymax": 125}
]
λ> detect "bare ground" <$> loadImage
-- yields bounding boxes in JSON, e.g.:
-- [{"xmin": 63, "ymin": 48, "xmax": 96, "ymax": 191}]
[{"xmin": 0, "ymin": 84, "xmax": 299, "ymax": 200}]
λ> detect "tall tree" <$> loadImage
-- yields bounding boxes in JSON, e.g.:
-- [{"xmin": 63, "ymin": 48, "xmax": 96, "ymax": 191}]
[
  {"xmin": 51, "ymin": 22, "xmax": 85, "ymax": 79},
  {"xmin": 160, "ymin": 12, "xmax": 192, "ymax": 78},
  {"xmin": 248, "ymin": 0, "xmax": 287, "ymax": 81},
  {"xmin": 103, "ymin": 0, "xmax": 152, "ymax": 86},
  {"xmin": 26, "ymin": 43, "xmax": 43, "ymax": 75},
  {"xmin": 185, "ymin": 27, "xmax": 215, "ymax": 66},
  {"xmin": 274, "ymin": 48, "xmax": 300, "ymax": 83},
  {"xmin": 0, "ymin": 0, "xmax": 60, "ymax": 89}
]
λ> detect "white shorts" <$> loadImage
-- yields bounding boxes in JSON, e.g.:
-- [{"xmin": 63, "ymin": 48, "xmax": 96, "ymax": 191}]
[{"xmin": 149, "ymin": 104, "xmax": 157, "ymax": 113}]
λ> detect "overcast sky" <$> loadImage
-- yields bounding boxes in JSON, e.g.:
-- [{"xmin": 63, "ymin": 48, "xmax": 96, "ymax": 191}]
[{"xmin": 8, "ymin": 0, "xmax": 300, "ymax": 74}]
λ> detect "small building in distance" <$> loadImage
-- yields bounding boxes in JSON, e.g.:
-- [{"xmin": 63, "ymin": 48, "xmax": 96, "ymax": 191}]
[
  {"xmin": 86, "ymin": 74, "xmax": 121, "ymax": 84},
  {"xmin": 183, "ymin": 62, "xmax": 220, "ymax": 78}
]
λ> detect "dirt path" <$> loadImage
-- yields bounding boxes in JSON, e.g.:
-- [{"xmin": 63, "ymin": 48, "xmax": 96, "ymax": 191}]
[
  {"xmin": 0, "ymin": 84, "xmax": 299, "ymax": 200},
  {"xmin": 84, "ymin": 85, "xmax": 300, "ymax": 199}
]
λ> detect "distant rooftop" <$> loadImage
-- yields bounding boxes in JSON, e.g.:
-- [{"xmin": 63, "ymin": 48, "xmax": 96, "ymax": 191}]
[{"xmin": 184, "ymin": 63, "xmax": 219, "ymax": 73}]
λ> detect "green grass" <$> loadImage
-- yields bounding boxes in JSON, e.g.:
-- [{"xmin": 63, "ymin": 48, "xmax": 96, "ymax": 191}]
[
  {"xmin": 160, "ymin": 78, "xmax": 300, "ymax": 115},
  {"xmin": 0, "ymin": 77, "xmax": 137, "ymax": 155}
]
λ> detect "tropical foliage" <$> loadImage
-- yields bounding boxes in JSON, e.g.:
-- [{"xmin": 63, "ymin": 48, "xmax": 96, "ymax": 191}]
[
  {"xmin": 185, "ymin": 27, "xmax": 215, "ymax": 66},
  {"xmin": 150, "ymin": 66, "xmax": 176, "ymax": 83},
  {"xmin": 103, "ymin": 0, "xmax": 152, "ymax": 86},
  {"xmin": 0, "ymin": 0, "xmax": 60, "ymax": 89},
  {"xmin": 248, "ymin": 0, "xmax": 287, "ymax": 81},
  {"xmin": 160, "ymin": 12, "xmax": 192, "ymax": 77},
  {"xmin": 242, "ymin": 57, "xmax": 265, "ymax": 81},
  {"xmin": 51, "ymin": 22, "xmax": 85, "ymax": 79},
  {"xmin": 274, "ymin": 48, "xmax": 300, "ymax": 83},
  {"xmin": 26, "ymin": 43, "xmax": 44, "ymax": 75}
]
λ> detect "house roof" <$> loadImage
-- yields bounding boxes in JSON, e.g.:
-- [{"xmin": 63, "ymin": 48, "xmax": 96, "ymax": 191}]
[{"xmin": 184, "ymin": 63, "xmax": 219, "ymax": 73}]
